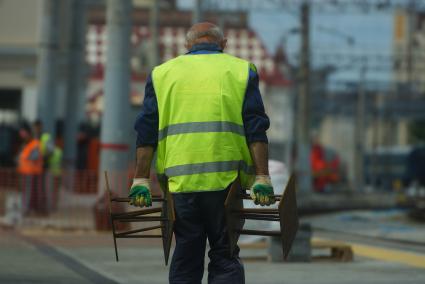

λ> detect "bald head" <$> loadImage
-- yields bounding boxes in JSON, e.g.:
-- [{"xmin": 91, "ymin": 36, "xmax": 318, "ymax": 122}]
[{"xmin": 185, "ymin": 22, "xmax": 227, "ymax": 51}]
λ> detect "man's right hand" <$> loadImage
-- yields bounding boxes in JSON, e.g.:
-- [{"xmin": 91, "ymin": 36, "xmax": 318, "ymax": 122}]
[
  {"xmin": 129, "ymin": 178, "xmax": 152, "ymax": 207},
  {"xmin": 250, "ymin": 175, "xmax": 276, "ymax": 206}
]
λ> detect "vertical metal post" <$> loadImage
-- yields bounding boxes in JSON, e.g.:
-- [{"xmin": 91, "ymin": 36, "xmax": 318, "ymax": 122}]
[
  {"xmin": 218, "ymin": 14, "xmax": 225, "ymax": 31},
  {"xmin": 192, "ymin": 0, "xmax": 202, "ymax": 24},
  {"xmin": 406, "ymin": 0, "xmax": 416, "ymax": 87},
  {"xmin": 99, "ymin": 0, "xmax": 133, "ymax": 194},
  {"xmin": 36, "ymin": 0, "xmax": 61, "ymax": 137},
  {"xmin": 354, "ymin": 62, "xmax": 366, "ymax": 191},
  {"xmin": 63, "ymin": 0, "xmax": 87, "ymax": 169},
  {"xmin": 104, "ymin": 172, "xmax": 119, "ymax": 261},
  {"xmin": 296, "ymin": 1, "xmax": 312, "ymax": 193},
  {"xmin": 150, "ymin": 0, "xmax": 160, "ymax": 68}
]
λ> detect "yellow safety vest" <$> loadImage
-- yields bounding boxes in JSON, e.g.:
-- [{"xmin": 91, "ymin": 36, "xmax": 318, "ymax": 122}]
[
  {"xmin": 152, "ymin": 53, "xmax": 255, "ymax": 193},
  {"xmin": 40, "ymin": 132, "xmax": 62, "ymax": 175},
  {"xmin": 48, "ymin": 146, "xmax": 62, "ymax": 176}
]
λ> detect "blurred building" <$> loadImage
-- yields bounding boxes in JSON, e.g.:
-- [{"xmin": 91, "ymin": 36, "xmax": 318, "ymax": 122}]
[
  {"xmin": 0, "ymin": 0, "xmax": 42, "ymax": 124},
  {"xmin": 85, "ymin": 0, "xmax": 293, "ymax": 161},
  {"xmin": 312, "ymin": 8, "xmax": 425, "ymax": 190},
  {"xmin": 0, "ymin": 0, "xmax": 80, "ymax": 125},
  {"xmin": 393, "ymin": 8, "xmax": 425, "ymax": 93},
  {"xmin": 392, "ymin": 7, "xmax": 425, "ymax": 146},
  {"xmin": 0, "ymin": 0, "xmax": 292, "ymax": 165}
]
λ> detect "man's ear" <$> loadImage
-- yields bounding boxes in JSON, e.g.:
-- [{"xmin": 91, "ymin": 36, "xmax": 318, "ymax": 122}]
[{"xmin": 220, "ymin": 38, "xmax": 227, "ymax": 50}]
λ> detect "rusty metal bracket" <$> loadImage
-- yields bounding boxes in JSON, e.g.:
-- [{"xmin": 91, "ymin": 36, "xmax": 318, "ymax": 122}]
[
  {"xmin": 224, "ymin": 174, "xmax": 299, "ymax": 260},
  {"xmin": 104, "ymin": 172, "xmax": 175, "ymax": 265}
]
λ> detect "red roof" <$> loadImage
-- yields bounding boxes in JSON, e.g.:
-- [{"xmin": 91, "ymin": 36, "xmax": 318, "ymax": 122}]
[{"xmin": 86, "ymin": 25, "xmax": 290, "ymax": 86}]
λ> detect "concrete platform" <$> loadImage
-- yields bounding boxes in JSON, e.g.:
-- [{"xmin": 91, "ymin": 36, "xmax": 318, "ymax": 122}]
[
  {"xmin": 2, "ymin": 228, "xmax": 425, "ymax": 284},
  {"xmin": 0, "ymin": 229, "xmax": 93, "ymax": 284}
]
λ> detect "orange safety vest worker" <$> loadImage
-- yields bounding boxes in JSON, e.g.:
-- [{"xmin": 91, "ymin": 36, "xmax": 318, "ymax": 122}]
[{"xmin": 18, "ymin": 139, "xmax": 43, "ymax": 175}]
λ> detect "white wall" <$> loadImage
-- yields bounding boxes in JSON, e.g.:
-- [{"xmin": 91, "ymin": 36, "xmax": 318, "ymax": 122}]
[
  {"xmin": 264, "ymin": 86, "xmax": 294, "ymax": 143},
  {"xmin": 0, "ymin": 0, "xmax": 43, "ymax": 47},
  {"xmin": 21, "ymin": 87, "xmax": 37, "ymax": 122},
  {"xmin": 319, "ymin": 116, "xmax": 356, "ymax": 185}
]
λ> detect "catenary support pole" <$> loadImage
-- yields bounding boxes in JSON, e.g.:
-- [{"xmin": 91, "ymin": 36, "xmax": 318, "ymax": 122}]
[
  {"xmin": 406, "ymin": 0, "xmax": 416, "ymax": 86},
  {"xmin": 296, "ymin": 1, "xmax": 312, "ymax": 193},
  {"xmin": 354, "ymin": 61, "xmax": 366, "ymax": 191},
  {"xmin": 36, "ymin": 0, "xmax": 61, "ymax": 138},
  {"xmin": 149, "ymin": 0, "xmax": 160, "ymax": 68},
  {"xmin": 63, "ymin": 0, "xmax": 87, "ymax": 169},
  {"xmin": 99, "ymin": 0, "xmax": 133, "ymax": 194},
  {"xmin": 192, "ymin": 0, "xmax": 203, "ymax": 24}
]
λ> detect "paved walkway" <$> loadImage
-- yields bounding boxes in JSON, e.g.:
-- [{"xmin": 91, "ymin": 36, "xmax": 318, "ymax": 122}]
[
  {"xmin": 2, "ymin": 227, "xmax": 425, "ymax": 284},
  {"xmin": 0, "ymin": 228, "xmax": 117, "ymax": 284}
]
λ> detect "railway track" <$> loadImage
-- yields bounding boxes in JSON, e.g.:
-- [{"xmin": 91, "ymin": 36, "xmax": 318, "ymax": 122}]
[{"xmin": 315, "ymin": 227, "xmax": 425, "ymax": 252}]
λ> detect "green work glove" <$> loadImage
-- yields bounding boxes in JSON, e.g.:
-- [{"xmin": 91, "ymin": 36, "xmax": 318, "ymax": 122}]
[
  {"xmin": 250, "ymin": 175, "xmax": 276, "ymax": 206},
  {"xmin": 129, "ymin": 178, "xmax": 152, "ymax": 208}
]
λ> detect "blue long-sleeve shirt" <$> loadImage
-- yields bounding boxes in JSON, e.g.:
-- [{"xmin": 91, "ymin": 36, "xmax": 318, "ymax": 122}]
[{"xmin": 134, "ymin": 43, "xmax": 270, "ymax": 148}]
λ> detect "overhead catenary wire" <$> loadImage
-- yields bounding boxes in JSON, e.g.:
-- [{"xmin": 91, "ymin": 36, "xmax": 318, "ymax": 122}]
[{"xmin": 204, "ymin": 0, "xmax": 425, "ymax": 13}]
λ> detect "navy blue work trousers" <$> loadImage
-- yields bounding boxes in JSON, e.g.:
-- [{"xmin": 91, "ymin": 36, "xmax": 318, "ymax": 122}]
[{"xmin": 169, "ymin": 188, "xmax": 245, "ymax": 284}]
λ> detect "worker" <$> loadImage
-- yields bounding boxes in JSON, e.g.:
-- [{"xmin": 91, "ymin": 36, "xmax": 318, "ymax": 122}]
[
  {"xmin": 131, "ymin": 22, "xmax": 275, "ymax": 283},
  {"xmin": 48, "ymin": 142, "xmax": 63, "ymax": 211},
  {"xmin": 33, "ymin": 120, "xmax": 62, "ymax": 213},
  {"xmin": 17, "ymin": 122, "xmax": 43, "ymax": 215}
]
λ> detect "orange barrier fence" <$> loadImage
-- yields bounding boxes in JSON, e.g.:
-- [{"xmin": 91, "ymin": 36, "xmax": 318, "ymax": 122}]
[{"xmin": 0, "ymin": 167, "xmax": 161, "ymax": 230}]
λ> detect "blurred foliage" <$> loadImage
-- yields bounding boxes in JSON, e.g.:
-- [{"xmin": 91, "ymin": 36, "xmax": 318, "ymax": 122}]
[{"xmin": 409, "ymin": 120, "xmax": 425, "ymax": 143}]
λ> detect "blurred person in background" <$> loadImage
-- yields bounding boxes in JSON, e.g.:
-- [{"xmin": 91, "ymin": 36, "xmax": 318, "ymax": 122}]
[
  {"xmin": 75, "ymin": 122, "xmax": 100, "ymax": 193},
  {"xmin": 131, "ymin": 22, "xmax": 273, "ymax": 283},
  {"xmin": 311, "ymin": 132, "xmax": 341, "ymax": 193},
  {"xmin": 33, "ymin": 120, "xmax": 63, "ymax": 214},
  {"xmin": 17, "ymin": 122, "xmax": 43, "ymax": 216},
  {"xmin": 49, "ymin": 121, "xmax": 64, "ymax": 211},
  {"xmin": 0, "ymin": 121, "xmax": 19, "ymax": 168}
]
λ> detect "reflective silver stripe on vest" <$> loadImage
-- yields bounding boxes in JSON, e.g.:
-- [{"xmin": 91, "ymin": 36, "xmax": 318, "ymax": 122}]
[
  {"xmin": 158, "ymin": 121, "xmax": 245, "ymax": 141},
  {"xmin": 164, "ymin": 160, "xmax": 254, "ymax": 177}
]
